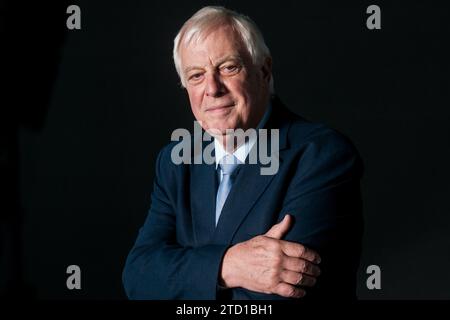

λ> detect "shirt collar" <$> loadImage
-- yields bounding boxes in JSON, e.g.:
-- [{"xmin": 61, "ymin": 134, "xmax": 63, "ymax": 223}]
[{"xmin": 214, "ymin": 103, "xmax": 272, "ymax": 169}]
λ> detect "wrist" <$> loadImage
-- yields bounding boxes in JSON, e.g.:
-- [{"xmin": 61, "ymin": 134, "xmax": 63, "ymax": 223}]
[{"xmin": 219, "ymin": 246, "xmax": 238, "ymax": 288}]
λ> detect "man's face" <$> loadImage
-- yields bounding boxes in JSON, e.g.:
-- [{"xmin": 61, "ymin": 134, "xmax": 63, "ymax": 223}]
[{"xmin": 179, "ymin": 25, "xmax": 271, "ymax": 137}]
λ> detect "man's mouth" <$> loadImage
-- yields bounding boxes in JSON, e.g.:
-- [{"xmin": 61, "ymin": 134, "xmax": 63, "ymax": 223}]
[{"xmin": 205, "ymin": 103, "xmax": 235, "ymax": 112}]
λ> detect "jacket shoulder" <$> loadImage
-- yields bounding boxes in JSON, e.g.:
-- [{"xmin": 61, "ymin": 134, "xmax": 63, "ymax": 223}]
[{"xmin": 287, "ymin": 115, "xmax": 359, "ymax": 157}]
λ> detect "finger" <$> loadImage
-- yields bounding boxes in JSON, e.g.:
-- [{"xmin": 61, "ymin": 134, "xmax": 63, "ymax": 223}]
[
  {"xmin": 273, "ymin": 282, "xmax": 306, "ymax": 299},
  {"xmin": 281, "ymin": 270, "xmax": 317, "ymax": 287},
  {"xmin": 279, "ymin": 241, "xmax": 321, "ymax": 264},
  {"xmin": 265, "ymin": 215, "xmax": 292, "ymax": 239},
  {"xmin": 283, "ymin": 256, "xmax": 321, "ymax": 277}
]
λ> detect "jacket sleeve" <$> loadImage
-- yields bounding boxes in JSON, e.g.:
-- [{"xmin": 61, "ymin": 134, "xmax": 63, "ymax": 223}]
[
  {"xmin": 122, "ymin": 146, "xmax": 229, "ymax": 299},
  {"xmin": 230, "ymin": 131, "xmax": 364, "ymax": 300}
]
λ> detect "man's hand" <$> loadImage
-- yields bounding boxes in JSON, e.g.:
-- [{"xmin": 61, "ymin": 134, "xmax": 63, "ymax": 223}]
[{"xmin": 219, "ymin": 215, "xmax": 321, "ymax": 298}]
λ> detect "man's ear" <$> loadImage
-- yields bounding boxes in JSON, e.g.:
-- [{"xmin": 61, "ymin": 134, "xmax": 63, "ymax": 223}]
[{"xmin": 261, "ymin": 57, "xmax": 272, "ymax": 83}]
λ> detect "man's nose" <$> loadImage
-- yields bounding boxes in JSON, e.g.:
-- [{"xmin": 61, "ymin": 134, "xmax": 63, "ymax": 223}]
[{"xmin": 205, "ymin": 73, "xmax": 225, "ymax": 97}]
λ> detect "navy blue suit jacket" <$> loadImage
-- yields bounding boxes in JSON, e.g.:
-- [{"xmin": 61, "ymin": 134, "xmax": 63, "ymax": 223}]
[{"xmin": 123, "ymin": 97, "xmax": 364, "ymax": 300}]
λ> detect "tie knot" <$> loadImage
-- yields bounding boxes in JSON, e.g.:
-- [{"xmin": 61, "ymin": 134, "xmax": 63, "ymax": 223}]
[{"xmin": 219, "ymin": 154, "xmax": 240, "ymax": 175}]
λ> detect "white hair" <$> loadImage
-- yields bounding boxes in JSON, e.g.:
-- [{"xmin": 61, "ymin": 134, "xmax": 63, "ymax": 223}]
[{"xmin": 173, "ymin": 6, "xmax": 274, "ymax": 92}]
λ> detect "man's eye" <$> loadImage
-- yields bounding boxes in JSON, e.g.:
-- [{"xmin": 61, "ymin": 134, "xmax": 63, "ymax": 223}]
[
  {"xmin": 189, "ymin": 73, "xmax": 203, "ymax": 81},
  {"xmin": 222, "ymin": 65, "xmax": 239, "ymax": 73}
]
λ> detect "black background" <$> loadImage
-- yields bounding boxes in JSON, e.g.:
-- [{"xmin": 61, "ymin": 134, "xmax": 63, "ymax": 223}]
[{"xmin": 1, "ymin": 0, "xmax": 449, "ymax": 299}]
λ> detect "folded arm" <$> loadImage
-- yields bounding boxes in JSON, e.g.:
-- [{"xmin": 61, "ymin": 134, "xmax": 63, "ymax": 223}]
[
  {"xmin": 122, "ymin": 147, "xmax": 229, "ymax": 299},
  {"xmin": 220, "ymin": 132, "xmax": 364, "ymax": 300}
]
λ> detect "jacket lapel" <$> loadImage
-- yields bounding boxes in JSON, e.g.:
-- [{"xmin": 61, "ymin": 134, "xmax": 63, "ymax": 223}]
[
  {"xmin": 210, "ymin": 159, "xmax": 281, "ymax": 244},
  {"xmin": 190, "ymin": 142, "xmax": 218, "ymax": 246},
  {"xmin": 210, "ymin": 99, "xmax": 292, "ymax": 244}
]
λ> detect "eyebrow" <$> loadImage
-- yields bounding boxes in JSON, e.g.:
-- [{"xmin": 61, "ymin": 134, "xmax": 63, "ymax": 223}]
[{"xmin": 184, "ymin": 55, "xmax": 244, "ymax": 74}]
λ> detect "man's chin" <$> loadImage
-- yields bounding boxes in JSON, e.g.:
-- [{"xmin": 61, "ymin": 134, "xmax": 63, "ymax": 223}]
[
  {"xmin": 203, "ymin": 122, "xmax": 238, "ymax": 137},
  {"xmin": 205, "ymin": 127, "xmax": 230, "ymax": 138}
]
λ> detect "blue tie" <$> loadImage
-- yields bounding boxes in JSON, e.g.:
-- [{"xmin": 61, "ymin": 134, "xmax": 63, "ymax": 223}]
[{"xmin": 215, "ymin": 154, "xmax": 241, "ymax": 226}]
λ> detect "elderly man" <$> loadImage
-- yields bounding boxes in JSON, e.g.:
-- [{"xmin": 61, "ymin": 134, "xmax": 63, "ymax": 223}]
[{"xmin": 123, "ymin": 6, "xmax": 363, "ymax": 300}]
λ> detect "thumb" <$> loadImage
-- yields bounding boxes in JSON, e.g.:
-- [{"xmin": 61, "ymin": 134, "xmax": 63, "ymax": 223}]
[{"xmin": 265, "ymin": 214, "xmax": 292, "ymax": 239}]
